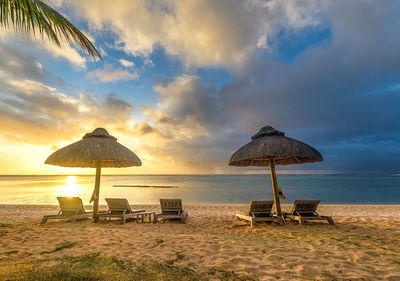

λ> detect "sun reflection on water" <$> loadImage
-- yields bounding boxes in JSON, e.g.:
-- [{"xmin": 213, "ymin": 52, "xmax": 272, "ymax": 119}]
[{"xmin": 58, "ymin": 176, "xmax": 79, "ymax": 197}]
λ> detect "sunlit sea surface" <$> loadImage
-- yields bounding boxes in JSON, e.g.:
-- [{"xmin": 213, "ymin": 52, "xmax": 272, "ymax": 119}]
[{"xmin": 0, "ymin": 174, "xmax": 399, "ymax": 205}]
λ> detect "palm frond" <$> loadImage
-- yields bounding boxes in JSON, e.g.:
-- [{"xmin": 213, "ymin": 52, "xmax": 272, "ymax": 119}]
[{"xmin": 0, "ymin": 0, "xmax": 102, "ymax": 60}]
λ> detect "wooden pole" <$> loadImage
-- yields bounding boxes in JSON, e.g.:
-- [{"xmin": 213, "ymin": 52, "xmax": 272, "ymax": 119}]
[
  {"xmin": 93, "ymin": 160, "xmax": 101, "ymax": 222},
  {"xmin": 269, "ymin": 159, "xmax": 282, "ymax": 216}
]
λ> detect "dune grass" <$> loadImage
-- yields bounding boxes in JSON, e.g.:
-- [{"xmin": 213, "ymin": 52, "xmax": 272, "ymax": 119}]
[
  {"xmin": 0, "ymin": 221, "xmax": 20, "ymax": 227},
  {"xmin": 0, "ymin": 253, "xmax": 256, "ymax": 281}
]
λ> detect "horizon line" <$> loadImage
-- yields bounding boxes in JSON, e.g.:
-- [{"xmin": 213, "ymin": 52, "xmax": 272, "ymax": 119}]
[{"xmin": 0, "ymin": 173, "xmax": 398, "ymax": 176}]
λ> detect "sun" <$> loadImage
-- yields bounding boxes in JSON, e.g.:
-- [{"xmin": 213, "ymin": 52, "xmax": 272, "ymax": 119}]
[{"xmin": 59, "ymin": 176, "xmax": 79, "ymax": 197}]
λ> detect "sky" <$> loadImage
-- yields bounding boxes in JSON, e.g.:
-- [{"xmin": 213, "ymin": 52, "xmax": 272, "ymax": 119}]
[{"xmin": 0, "ymin": 0, "xmax": 399, "ymax": 175}]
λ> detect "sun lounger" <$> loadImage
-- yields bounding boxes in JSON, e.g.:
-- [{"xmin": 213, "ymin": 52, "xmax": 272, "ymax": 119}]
[
  {"xmin": 285, "ymin": 200, "xmax": 334, "ymax": 225},
  {"xmin": 235, "ymin": 200, "xmax": 284, "ymax": 227},
  {"xmin": 41, "ymin": 197, "xmax": 92, "ymax": 224},
  {"xmin": 156, "ymin": 199, "xmax": 188, "ymax": 223},
  {"xmin": 98, "ymin": 198, "xmax": 145, "ymax": 224}
]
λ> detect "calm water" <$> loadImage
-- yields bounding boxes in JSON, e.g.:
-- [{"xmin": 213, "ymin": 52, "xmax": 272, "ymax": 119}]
[{"xmin": 0, "ymin": 174, "xmax": 399, "ymax": 205}]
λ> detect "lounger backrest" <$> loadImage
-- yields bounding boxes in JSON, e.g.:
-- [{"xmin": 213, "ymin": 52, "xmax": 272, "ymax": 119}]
[
  {"xmin": 249, "ymin": 200, "xmax": 273, "ymax": 217},
  {"xmin": 160, "ymin": 199, "xmax": 182, "ymax": 215},
  {"xmin": 291, "ymin": 200, "xmax": 320, "ymax": 215},
  {"xmin": 105, "ymin": 198, "xmax": 132, "ymax": 214},
  {"xmin": 57, "ymin": 197, "xmax": 85, "ymax": 215}
]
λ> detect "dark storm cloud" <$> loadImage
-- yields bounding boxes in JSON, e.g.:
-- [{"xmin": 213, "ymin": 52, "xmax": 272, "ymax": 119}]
[
  {"xmin": 148, "ymin": 1, "xmax": 400, "ymax": 173},
  {"xmin": 216, "ymin": 0, "xmax": 400, "ymax": 173}
]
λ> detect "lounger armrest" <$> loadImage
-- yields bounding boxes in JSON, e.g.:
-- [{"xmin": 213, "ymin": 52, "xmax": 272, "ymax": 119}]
[
  {"xmin": 131, "ymin": 209, "xmax": 146, "ymax": 214},
  {"xmin": 235, "ymin": 212, "xmax": 252, "ymax": 221},
  {"xmin": 235, "ymin": 211, "xmax": 247, "ymax": 216}
]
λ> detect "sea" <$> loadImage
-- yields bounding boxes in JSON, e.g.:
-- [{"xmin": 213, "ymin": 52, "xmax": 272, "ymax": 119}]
[{"xmin": 0, "ymin": 174, "xmax": 399, "ymax": 205}]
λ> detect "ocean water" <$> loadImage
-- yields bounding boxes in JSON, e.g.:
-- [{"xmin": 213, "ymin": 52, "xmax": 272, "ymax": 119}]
[{"xmin": 0, "ymin": 174, "xmax": 399, "ymax": 205}]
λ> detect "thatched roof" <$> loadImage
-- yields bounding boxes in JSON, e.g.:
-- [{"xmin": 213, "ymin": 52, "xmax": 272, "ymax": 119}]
[
  {"xmin": 45, "ymin": 128, "xmax": 142, "ymax": 168},
  {"xmin": 229, "ymin": 126, "xmax": 323, "ymax": 166}
]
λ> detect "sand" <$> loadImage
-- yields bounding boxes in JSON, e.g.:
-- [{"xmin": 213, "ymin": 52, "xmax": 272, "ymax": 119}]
[{"xmin": 1, "ymin": 204, "xmax": 400, "ymax": 280}]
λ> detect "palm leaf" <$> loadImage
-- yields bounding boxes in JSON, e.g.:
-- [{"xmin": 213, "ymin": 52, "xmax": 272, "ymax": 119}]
[{"xmin": 0, "ymin": 0, "xmax": 102, "ymax": 60}]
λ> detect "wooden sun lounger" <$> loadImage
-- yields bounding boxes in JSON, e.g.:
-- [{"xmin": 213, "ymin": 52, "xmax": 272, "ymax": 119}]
[
  {"xmin": 41, "ymin": 197, "xmax": 92, "ymax": 224},
  {"xmin": 285, "ymin": 200, "xmax": 334, "ymax": 225},
  {"xmin": 235, "ymin": 200, "xmax": 284, "ymax": 227},
  {"xmin": 98, "ymin": 198, "xmax": 145, "ymax": 224},
  {"xmin": 156, "ymin": 199, "xmax": 188, "ymax": 223}
]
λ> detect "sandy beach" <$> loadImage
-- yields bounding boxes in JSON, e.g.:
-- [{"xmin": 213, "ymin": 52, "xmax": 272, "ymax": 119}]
[{"xmin": 1, "ymin": 204, "xmax": 400, "ymax": 280}]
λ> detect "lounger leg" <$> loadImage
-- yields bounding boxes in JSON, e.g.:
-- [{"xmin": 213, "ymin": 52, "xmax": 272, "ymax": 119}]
[
  {"xmin": 250, "ymin": 217, "xmax": 255, "ymax": 227},
  {"xmin": 41, "ymin": 216, "xmax": 48, "ymax": 224},
  {"xmin": 298, "ymin": 217, "xmax": 304, "ymax": 226},
  {"xmin": 327, "ymin": 217, "xmax": 335, "ymax": 225},
  {"xmin": 121, "ymin": 216, "xmax": 126, "ymax": 225}
]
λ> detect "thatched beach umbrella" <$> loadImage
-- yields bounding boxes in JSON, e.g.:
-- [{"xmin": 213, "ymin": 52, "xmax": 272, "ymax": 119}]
[
  {"xmin": 45, "ymin": 128, "xmax": 141, "ymax": 220},
  {"xmin": 229, "ymin": 126, "xmax": 322, "ymax": 217}
]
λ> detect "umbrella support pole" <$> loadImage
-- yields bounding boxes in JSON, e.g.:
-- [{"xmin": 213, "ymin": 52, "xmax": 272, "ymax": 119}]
[
  {"xmin": 269, "ymin": 159, "xmax": 283, "ymax": 219},
  {"xmin": 93, "ymin": 161, "xmax": 101, "ymax": 222}
]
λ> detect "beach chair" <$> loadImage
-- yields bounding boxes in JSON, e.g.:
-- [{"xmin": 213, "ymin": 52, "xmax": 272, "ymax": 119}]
[
  {"xmin": 41, "ymin": 197, "xmax": 92, "ymax": 224},
  {"xmin": 285, "ymin": 200, "xmax": 334, "ymax": 225},
  {"xmin": 156, "ymin": 199, "xmax": 188, "ymax": 223},
  {"xmin": 98, "ymin": 198, "xmax": 145, "ymax": 224},
  {"xmin": 235, "ymin": 200, "xmax": 284, "ymax": 227}
]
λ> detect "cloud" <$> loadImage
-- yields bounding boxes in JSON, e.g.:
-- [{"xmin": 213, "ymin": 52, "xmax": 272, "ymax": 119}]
[
  {"xmin": 0, "ymin": 42, "xmax": 49, "ymax": 81},
  {"xmin": 154, "ymin": 75, "xmax": 220, "ymax": 125},
  {"xmin": 0, "ymin": 78, "xmax": 133, "ymax": 144},
  {"xmin": 1, "ymin": 0, "xmax": 400, "ymax": 174},
  {"xmin": 86, "ymin": 64, "xmax": 138, "ymax": 82},
  {"xmin": 116, "ymin": 0, "xmax": 400, "ymax": 173},
  {"xmin": 0, "ymin": 40, "xmax": 221, "ymax": 173},
  {"xmin": 142, "ymin": 107, "xmax": 209, "ymax": 139},
  {"xmin": 61, "ymin": 0, "xmax": 327, "ymax": 68},
  {"xmin": 118, "ymin": 59, "xmax": 135, "ymax": 68},
  {"xmin": 0, "ymin": 41, "xmax": 219, "ymax": 173},
  {"xmin": 215, "ymin": 0, "xmax": 400, "ymax": 172},
  {"xmin": 0, "ymin": 44, "xmax": 133, "ymax": 144},
  {"xmin": 143, "ymin": 58, "xmax": 154, "ymax": 67},
  {"xmin": 0, "ymin": 29, "xmax": 87, "ymax": 69},
  {"xmin": 41, "ymin": 41, "xmax": 87, "ymax": 69}
]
